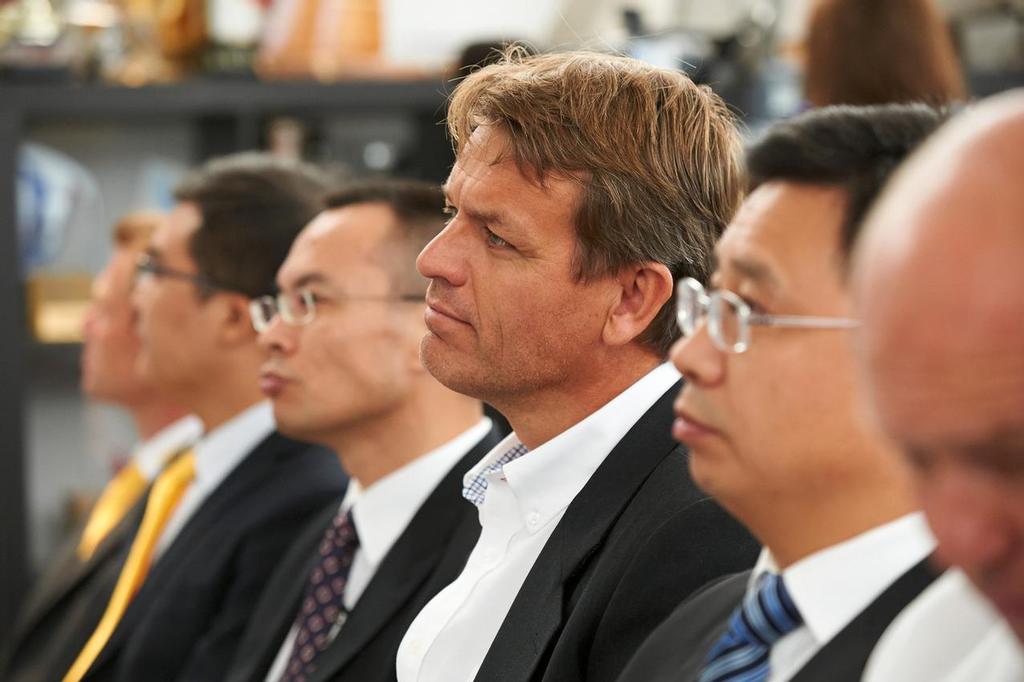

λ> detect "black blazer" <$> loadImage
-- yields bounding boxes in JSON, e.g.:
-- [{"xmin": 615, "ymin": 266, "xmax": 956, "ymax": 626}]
[
  {"xmin": 1, "ymin": 494, "xmax": 147, "ymax": 682},
  {"xmin": 226, "ymin": 425, "xmax": 504, "ymax": 682},
  {"xmin": 470, "ymin": 381, "xmax": 760, "ymax": 682},
  {"xmin": 36, "ymin": 432, "xmax": 347, "ymax": 682},
  {"xmin": 616, "ymin": 570, "xmax": 748, "ymax": 682},
  {"xmin": 617, "ymin": 557, "xmax": 942, "ymax": 682}
]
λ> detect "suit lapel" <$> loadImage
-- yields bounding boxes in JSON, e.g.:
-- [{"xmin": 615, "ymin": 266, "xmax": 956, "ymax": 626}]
[
  {"xmin": 789, "ymin": 557, "xmax": 941, "ymax": 682},
  {"xmin": 14, "ymin": 494, "xmax": 145, "ymax": 642},
  {"xmin": 235, "ymin": 502, "xmax": 340, "ymax": 682},
  {"xmin": 473, "ymin": 382, "xmax": 684, "ymax": 682},
  {"xmin": 89, "ymin": 432, "xmax": 300, "ymax": 672},
  {"xmin": 309, "ymin": 427, "xmax": 502, "ymax": 682}
]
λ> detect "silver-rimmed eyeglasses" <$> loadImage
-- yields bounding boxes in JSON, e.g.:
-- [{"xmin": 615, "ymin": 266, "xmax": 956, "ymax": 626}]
[
  {"xmin": 676, "ymin": 277, "xmax": 859, "ymax": 354},
  {"xmin": 249, "ymin": 287, "xmax": 423, "ymax": 333},
  {"xmin": 136, "ymin": 252, "xmax": 215, "ymax": 290}
]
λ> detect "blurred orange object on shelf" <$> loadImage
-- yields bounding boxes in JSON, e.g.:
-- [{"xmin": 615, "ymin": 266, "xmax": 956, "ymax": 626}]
[{"xmin": 258, "ymin": 0, "xmax": 382, "ymax": 79}]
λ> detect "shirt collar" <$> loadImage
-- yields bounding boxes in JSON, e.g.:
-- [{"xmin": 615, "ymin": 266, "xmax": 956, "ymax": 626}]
[
  {"xmin": 752, "ymin": 512, "xmax": 936, "ymax": 646},
  {"xmin": 192, "ymin": 401, "xmax": 275, "ymax": 492},
  {"xmin": 132, "ymin": 414, "xmax": 204, "ymax": 481},
  {"xmin": 465, "ymin": 362, "xmax": 680, "ymax": 531},
  {"xmin": 349, "ymin": 418, "xmax": 493, "ymax": 566}
]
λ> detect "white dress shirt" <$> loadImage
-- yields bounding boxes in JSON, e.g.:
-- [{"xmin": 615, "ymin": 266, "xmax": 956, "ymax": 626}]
[
  {"xmin": 153, "ymin": 400, "xmax": 276, "ymax": 558},
  {"xmin": 130, "ymin": 414, "xmax": 204, "ymax": 481},
  {"xmin": 264, "ymin": 418, "xmax": 494, "ymax": 682},
  {"xmin": 396, "ymin": 363, "xmax": 681, "ymax": 682},
  {"xmin": 751, "ymin": 512, "xmax": 935, "ymax": 682},
  {"xmin": 864, "ymin": 568, "xmax": 1024, "ymax": 681}
]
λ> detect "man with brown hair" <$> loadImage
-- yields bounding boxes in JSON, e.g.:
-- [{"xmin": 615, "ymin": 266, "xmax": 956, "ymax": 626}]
[
  {"xmin": 395, "ymin": 50, "xmax": 758, "ymax": 682},
  {"xmin": 1, "ymin": 211, "xmax": 200, "ymax": 682}
]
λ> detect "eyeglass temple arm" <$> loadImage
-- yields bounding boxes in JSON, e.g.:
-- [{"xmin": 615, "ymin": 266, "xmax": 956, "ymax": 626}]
[{"xmin": 748, "ymin": 314, "xmax": 860, "ymax": 329}]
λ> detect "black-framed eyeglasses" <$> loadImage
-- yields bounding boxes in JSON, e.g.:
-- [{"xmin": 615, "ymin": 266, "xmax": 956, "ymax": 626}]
[
  {"xmin": 249, "ymin": 286, "xmax": 424, "ymax": 332},
  {"xmin": 135, "ymin": 253, "xmax": 216, "ymax": 290},
  {"xmin": 676, "ymin": 277, "xmax": 860, "ymax": 354}
]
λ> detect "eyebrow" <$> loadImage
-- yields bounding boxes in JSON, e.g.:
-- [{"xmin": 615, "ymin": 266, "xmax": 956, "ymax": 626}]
[
  {"xmin": 962, "ymin": 429, "xmax": 1024, "ymax": 465},
  {"xmin": 724, "ymin": 255, "xmax": 779, "ymax": 289},
  {"xmin": 286, "ymin": 272, "xmax": 331, "ymax": 290},
  {"xmin": 442, "ymin": 185, "xmax": 513, "ymax": 230}
]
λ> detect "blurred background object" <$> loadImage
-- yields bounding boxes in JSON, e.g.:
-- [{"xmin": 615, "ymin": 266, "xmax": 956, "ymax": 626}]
[{"xmin": 803, "ymin": 0, "xmax": 967, "ymax": 107}]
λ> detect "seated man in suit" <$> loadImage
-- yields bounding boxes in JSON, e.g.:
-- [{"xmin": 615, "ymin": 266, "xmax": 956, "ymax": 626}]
[
  {"xmin": 1, "ymin": 211, "xmax": 200, "ymax": 682},
  {"xmin": 618, "ymin": 104, "xmax": 949, "ymax": 682},
  {"xmin": 226, "ymin": 179, "xmax": 502, "ymax": 682},
  {"xmin": 855, "ymin": 91, "xmax": 1024, "ymax": 680},
  {"xmin": 395, "ymin": 50, "xmax": 758, "ymax": 682},
  {"xmin": 55, "ymin": 153, "xmax": 348, "ymax": 682}
]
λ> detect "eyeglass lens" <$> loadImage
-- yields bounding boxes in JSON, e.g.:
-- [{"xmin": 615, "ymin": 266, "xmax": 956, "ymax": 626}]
[{"xmin": 678, "ymin": 280, "xmax": 747, "ymax": 352}]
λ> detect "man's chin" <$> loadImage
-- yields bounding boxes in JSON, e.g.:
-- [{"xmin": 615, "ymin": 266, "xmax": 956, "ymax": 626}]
[
  {"xmin": 421, "ymin": 347, "xmax": 492, "ymax": 402},
  {"xmin": 272, "ymin": 410, "xmax": 324, "ymax": 444}
]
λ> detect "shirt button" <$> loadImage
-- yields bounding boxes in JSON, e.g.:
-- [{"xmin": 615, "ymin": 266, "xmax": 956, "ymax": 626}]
[{"xmin": 527, "ymin": 512, "xmax": 541, "ymax": 528}]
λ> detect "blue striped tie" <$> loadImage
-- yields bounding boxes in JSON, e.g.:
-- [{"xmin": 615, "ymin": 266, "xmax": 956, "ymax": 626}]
[{"xmin": 698, "ymin": 573, "xmax": 803, "ymax": 682}]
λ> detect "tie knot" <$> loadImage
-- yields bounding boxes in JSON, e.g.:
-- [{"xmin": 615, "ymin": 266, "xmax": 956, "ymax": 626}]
[
  {"xmin": 325, "ymin": 509, "xmax": 359, "ymax": 551},
  {"xmin": 699, "ymin": 573, "xmax": 803, "ymax": 682},
  {"xmin": 738, "ymin": 573, "xmax": 803, "ymax": 647},
  {"xmin": 163, "ymin": 449, "xmax": 197, "ymax": 486}
]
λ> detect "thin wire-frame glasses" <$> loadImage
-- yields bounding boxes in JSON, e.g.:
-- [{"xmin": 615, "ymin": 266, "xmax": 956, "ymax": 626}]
[
  {"xmin": 675, "ymin": 277, "xmax": 860, "ymax": 354},
  {"xmin": 135, "ymin": 252, "xmax": 215, "ymax": 289},
  {"xmin": 249, "ymin": 287, "xmax": 423, "ymax": 333}
]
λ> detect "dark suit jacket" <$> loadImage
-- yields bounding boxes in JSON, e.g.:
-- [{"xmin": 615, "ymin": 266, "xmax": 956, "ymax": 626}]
[
  {"xmin": 617, "ymin": 557, "xmax": 942, "ymax": 682},
  {"xmin": 470, "ymin": 381, "xmax": 760, "ymax": 682},
  {"xmin": 225, "ymin": 425, "xmax": 504, "ymax": 682},
  {"xmin": 26, "ymin": 431, "xmax": 347, "ymax": 682},
  {"xmin": 1, "ymin": 494, "xmax": 148, "ymax": 682}
]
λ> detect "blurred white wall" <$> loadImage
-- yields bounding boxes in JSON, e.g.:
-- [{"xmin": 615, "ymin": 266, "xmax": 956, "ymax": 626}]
[{"xmin": 382, "ymin": 0, "xmax": 818, "ymax": 68}]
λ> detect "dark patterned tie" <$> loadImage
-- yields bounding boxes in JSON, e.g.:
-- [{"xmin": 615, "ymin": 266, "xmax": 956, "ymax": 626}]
[
  {"xmin": 280, "ymin": 509, "xmax": 359, "ymax": 682},
  {"xmin": 698, "ymin": 572, "xmax": 803, "ymax": 682}
]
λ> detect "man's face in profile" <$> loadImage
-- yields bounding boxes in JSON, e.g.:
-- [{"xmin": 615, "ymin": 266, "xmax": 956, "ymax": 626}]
[
  {"xmin": 416, "ymin": 124, "xmax": 619, "ymax": 405},
  {"xmin": 82, "ymin": 243, "xmax": 148, "ymax": 404},
  {"xmin": 258, "ymin": 204, "xmax": 425, "ymax": 443},
  {"xmin": 670, "ymin": 182, "xmax": 867, "ymax": 516},
  {"xmin": 856, "ymin": 139, "xmax": 1024, "ymax": 641}
]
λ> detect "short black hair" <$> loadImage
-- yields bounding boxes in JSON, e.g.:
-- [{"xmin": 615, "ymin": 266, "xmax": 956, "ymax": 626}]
[
  {"xmin": 746, "ymin": 103, "xmax": 949, "ymax": 259},
  {"xmin": 175, "ymin": 152, "xmax": 329, "ymax": 298},
  {"xmin": 325, "ymin": 178, "xmax": 446, "ymax": 295}
]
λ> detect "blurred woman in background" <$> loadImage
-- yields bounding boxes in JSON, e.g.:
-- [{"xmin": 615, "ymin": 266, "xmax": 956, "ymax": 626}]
[{"xmin": 804, "ymin": 0, "xmax": 968, "ymax": 106}]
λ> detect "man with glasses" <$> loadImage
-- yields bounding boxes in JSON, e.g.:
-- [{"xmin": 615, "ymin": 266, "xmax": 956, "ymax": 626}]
[
  {"xmin": 223, "ymin": 178, "xmax": 501, "ymax": 682},
  {"xmin": 53, "ymin": 153, "xmax": 347, "ymax": 682},
  {"xmin": 2, "ymin": 212, "xmax": 200, "ymax": 682},
  {"xmin": 618, "ymin": 104, "xmax": 950, "ymax": 682}
]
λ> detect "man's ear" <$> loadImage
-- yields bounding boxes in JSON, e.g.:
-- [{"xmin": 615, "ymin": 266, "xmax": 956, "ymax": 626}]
[
  {"xmin": 602, "ymin": 262, "xmax": 674, "ymax": 347},
  {"xmin": 218, "ymin": 293, "xmax": 258, "ymax": 346}
]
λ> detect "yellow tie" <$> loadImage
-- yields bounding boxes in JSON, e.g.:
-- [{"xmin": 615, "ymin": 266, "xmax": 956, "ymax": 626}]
[
  {"xmin": 77, "ymin": 463, "xmax": 149, "ymax": 561},
  {"xmin": 63, "ymin": 450, "xmax": 196, "ymax": 682}
]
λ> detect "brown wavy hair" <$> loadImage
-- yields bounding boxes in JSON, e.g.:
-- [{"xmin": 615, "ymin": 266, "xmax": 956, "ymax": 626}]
[{"xmin": 447, "ymin": 49, "xmax": 745, "ymax": 356}]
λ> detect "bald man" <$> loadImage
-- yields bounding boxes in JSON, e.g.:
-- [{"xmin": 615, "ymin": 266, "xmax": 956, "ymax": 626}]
[{"xmin": 855, "ymin": 91, "xmax": 1024, "ymax": 680}]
